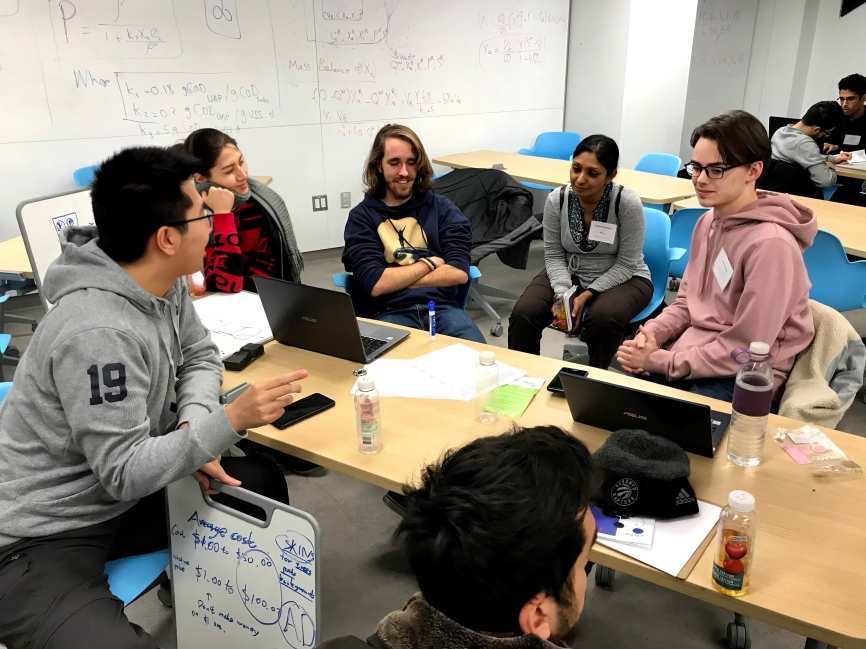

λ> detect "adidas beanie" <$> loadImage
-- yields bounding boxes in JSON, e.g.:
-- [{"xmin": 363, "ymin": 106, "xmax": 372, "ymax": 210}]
[{"xmin": 593, "ymin": 429, "xmax": 699, "ymax": 519}]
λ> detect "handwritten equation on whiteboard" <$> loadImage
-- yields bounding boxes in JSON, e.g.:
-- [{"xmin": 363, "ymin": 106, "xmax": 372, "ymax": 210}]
[{"xmin": 172, "ymin": 508, "xmax": 317, "ymax": 647}]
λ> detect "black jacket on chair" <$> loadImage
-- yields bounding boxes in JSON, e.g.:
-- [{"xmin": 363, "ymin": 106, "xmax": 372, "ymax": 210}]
[
  {"xmin": 758, "ymin": 158, "xmax": 824, "ymax": 200},
  {"xmin": 432, "ymin": 168, "xmax": 540, "ymax": 269}
]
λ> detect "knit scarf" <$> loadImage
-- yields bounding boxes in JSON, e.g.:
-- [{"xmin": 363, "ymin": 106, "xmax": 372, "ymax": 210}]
[{"xmin": 568, "ymin": 182, "xmax": 613, "ymax": 253}]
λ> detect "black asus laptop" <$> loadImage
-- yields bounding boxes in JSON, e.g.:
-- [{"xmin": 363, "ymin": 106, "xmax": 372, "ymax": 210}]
[
  {"xmin": 254, "ymin": 277, "xmax": 410, "ymax": 364},
  {"xmin": 559, "ymin": 372, "xmax": 731, "ymax": 458}
]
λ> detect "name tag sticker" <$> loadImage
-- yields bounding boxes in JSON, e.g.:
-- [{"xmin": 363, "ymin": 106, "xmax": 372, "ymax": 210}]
[
  {"xmin": 713, "ymin": 248, "xmax": 733, "ymax": 291},
  {"xmin": 588, "ymin": 221, "xmax": 617, "ymax": 244},
  {"xmin": 843, "ymin": 134, "xmax": 861, "ymax": 146}
]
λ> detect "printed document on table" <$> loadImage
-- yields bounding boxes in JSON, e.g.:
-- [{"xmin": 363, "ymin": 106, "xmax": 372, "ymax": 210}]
[
  {"xmin": 192, "ymin": 291, "xmax": 273, "ymax": 359},
  {"xmin": 595, "ymin": 500, "xmax": 722, "ymax": 578},
  {"xmin": 349, "ymin": 359, "xmax": 464, "ymax": 400},
  {"xmin": 411, "ymin": 344, "xmax": 527, "ymax": 401}
]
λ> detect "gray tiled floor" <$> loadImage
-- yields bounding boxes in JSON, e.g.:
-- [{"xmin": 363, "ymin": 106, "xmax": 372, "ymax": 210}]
[{"xmin": 3, "ymin": 241, "xmax": 865, "ymax": 647}]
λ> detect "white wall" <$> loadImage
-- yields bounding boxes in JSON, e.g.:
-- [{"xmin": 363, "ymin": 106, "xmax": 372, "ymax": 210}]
[
  {"xmin": 619, "ymin": 0, "xmax": 697, "ymax": 168},
  {"xmin": 564, "ymin": 0, "xmax": 631, "ymax": 140}
]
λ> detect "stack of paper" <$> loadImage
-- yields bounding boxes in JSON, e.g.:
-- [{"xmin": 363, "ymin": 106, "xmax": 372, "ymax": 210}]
[
  {"xmin": 594, "ymin": 500, "xmax": 722, "ymax": 578},
  {"xmin": 411, "ymin": 344, "xmax": 527, "ymax": 401},
  {"xmin": 193, "ymin": 291, "xmax": 273, "ymax": 359},
  {"xmin": 350, "ymin": 344, "xmax": 530, "ymax": 403}
]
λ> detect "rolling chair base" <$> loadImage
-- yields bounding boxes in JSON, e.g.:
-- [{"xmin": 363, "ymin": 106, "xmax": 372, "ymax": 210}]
[{"xmin": 468, "ymin": 284, "xmax": 518, "ymax": 337}]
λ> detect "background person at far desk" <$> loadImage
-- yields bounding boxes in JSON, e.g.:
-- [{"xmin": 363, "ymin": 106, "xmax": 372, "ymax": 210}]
[
  {"xmin": 771, "ymin": 101, "xmax": 851, "ymax": 192},
  {"xmin": 175, "ymin": 128, "xmax": 304, "ymax": 293},
  {"xmin": 618, "ymin": 110, "xmax": 816, "ymax": 403},
  {"xmin": 342, "ymin": 123, "xmax": 485, "ymax": 343},
  {"xmin": 823, "ymin": 74, "xmax": 866, "ymax": 207}
]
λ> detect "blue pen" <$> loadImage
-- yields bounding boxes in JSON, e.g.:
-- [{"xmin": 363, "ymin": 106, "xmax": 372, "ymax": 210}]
[{"xmin": 428, "ymin": 301, "xmax": 436, "ymax": 340}]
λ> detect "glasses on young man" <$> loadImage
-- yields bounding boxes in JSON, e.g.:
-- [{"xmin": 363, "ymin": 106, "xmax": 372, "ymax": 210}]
[
  {"xmin": 165, "ymin": 208, "xmax": 214, "ymax": 228},
  {"xmin": 685, "ymin": 163, "xmax": 736, "ymax": 180}
]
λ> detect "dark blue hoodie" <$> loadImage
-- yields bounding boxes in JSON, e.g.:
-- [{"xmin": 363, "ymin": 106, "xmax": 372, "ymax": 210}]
[{"xmin": 342, "ymin": 190, "xmax": 472, "ymax": 317}]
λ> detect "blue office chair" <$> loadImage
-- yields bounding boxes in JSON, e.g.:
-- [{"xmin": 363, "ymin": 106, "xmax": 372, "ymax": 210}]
[
  {"xmin": 668, "ymin": 207, "xmax": 708, "ymax": 285},
  {"xmin": 635, "ymin": 153, "xmax": 681, "ymax": 177},
  {"xmin": 635, "ymin": 153, "xmax": 682, "ymax": 211},
  {"xmin": 0, "ymin": 381, "xmax": 11, "ymax": 403},
  {"xmin": 803, "ymin": 230, "xmax": 866, "ymax": 311},
  {"xmin": 333, "ymin": 266, "xmax": 481, "ymax": 312},
  {"xmin": 518, "ymin": 132, "xmax": 582, "ymax": 190},
  {"xmin": 823, "ymin": 184, "xmax": 840, "ymax": 201},
  {"xmin": 73, "ymin": 165, "xmax": 98, "ymax": 188},
  {"xmin": 632, "ymin": 207, "xmax": 686, "ymax": 322},
  {"xmin": 105, "ymin": 549, "xmax": 171, "ymax": 607}
]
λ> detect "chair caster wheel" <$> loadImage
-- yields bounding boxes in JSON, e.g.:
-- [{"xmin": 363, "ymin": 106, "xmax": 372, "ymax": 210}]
[
  {"xmin": 490, "ymin": 323, "xmax": 503, "ymax": 337},
  {"xmin": 727, "ymin": 620, "xmax": 749, "ymax": 649},
  {"xmin": 595, "ymin": 565, "xmax": 615, "ymax": 588},
  {"xmin": 157, "ymin": 582, "xmax": 173, "ymax": 608}
]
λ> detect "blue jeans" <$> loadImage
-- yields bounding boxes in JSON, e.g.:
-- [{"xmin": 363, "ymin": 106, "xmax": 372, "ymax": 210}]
[
  {"xmin": 644, "ymin": 374, "xmax": 737, "ymax": 402},
  {"xmin": 373, "ymin": 304, "xmax": 486, "ymax": 343}
]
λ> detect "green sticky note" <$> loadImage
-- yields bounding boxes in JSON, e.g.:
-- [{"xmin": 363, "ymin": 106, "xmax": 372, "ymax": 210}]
[{"xmin": 483, "ymin": 380, "xmax": 542, "ymax": 419}]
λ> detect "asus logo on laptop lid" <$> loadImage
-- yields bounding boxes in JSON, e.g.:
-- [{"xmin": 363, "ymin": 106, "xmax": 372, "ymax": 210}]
[
  {"xmin": 302, "ymin": 316, "xmax": 317, "ymax": 323},
  {"xmin": 624, "ymin": 411, "xmax": 647, "ymax": 421}
]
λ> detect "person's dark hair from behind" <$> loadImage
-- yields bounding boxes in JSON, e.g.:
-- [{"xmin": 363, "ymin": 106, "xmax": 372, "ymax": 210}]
[
  {"xmin": 396, "ymin": 425, "xmax": 600, "ymax": 634},
  {"xmin": 838, "ymin": 73, "xmax": 866, "ymax": 96},
  {"xmin": 690, "ymin": 109, "xmax": 771, "ymax": 168},
  {"xmin": 173, "ymin": 127, "xmax": 239, "ymax": 178},
  {"xmin": 91, "ymin": 147, "xmax": 197, "ymax": 263},
  {"xmin": 801, "ymin": 100, "xmax": 846, "ymax": 132},
  {"xmin": 573, "ymin": 134, "xmax": 620, "ymax": 176}
]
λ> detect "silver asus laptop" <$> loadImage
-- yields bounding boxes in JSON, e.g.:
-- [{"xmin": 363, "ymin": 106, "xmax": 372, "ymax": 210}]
[{"xmin": 254, "ymin": 276, "xmax": 409, "ymax": 364}]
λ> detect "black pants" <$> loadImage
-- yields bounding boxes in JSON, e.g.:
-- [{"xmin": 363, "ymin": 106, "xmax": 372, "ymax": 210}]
[
  {"xmin": 508, "ymin": 269, "xmax": 653, "ymax": 368},
  {"xmin": 0, "ymin": 455, "xmax": 288, "ymax": 649}
]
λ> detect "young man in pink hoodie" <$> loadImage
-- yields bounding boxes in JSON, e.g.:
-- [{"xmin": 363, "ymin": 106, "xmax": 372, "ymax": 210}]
[{"xmin": 617, "ymin": 110, "xmax": 817, "ymax": 403}]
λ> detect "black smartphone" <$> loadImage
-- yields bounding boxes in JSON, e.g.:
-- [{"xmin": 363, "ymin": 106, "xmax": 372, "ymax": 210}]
[
  {"xmin": 547, "ymin": 367, "xmax": 589, "ymax": 394},
  {"xmin": 271, "ymin": 393, "xmax": 336, "ymax": 429}
]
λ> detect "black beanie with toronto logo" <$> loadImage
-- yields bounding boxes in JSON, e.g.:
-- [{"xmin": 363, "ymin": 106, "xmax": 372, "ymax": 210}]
[{"xmin": 593, "ymin": 429, "xmax": 700, "ymax": 520}]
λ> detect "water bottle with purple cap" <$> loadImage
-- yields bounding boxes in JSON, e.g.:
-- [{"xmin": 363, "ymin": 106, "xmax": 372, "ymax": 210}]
[{"xmin": 726, "ymin": 342, "xmax": 774, "ymax": 467}]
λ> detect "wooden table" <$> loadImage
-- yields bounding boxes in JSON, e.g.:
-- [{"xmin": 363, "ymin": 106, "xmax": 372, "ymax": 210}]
[
  {"xmin": 432, "ymin": 150, "xmax": 696, "ymax": 205},
  {"xmin": 835, "ymin": 164, "xmax": 866, "ymax": 180},
  {"xmin": 251, "ymin": 175, "xmax": 273, "ymax": 186},
  {"xmin": 223, "ymin": 328, "xmax": 866, "ymax": 649},
  {"xmin": 0, "ymin": 236, "xmax": 33, "ymax": 279},
  {"xmin": 673, "ymin": 195, "xmax": 866, "ymax": 258}
]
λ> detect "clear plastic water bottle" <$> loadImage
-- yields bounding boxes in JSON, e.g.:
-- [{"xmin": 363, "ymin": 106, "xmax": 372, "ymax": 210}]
[
  {"xmin": 474, "ymin": 351, "xmax": 499, "ymax": 424},
  {"xmin": 726, "ymin": 342, "xmax": 774, "ymax": 467},
  {"xmin": 355, "ymin": 375, "xmax": 383, "ymax": 453}
]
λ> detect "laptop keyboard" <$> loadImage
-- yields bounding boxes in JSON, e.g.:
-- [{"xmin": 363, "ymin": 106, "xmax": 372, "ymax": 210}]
[{"xmin": 361, "ymin": 336, "xmax": 388, "ymax": 356}]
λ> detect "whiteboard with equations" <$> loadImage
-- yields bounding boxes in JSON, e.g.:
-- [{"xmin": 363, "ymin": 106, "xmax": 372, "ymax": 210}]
[
  {"xmin": 167, "ymin": 476, "xmax": 321, "ymax": 649},
  {"xmin": 0, "ymin": 1, "xmax": 571, "ymax": 247},
  {"xmin": 678, "ymin": 0, "xmax": 758, "ymax": 161}
]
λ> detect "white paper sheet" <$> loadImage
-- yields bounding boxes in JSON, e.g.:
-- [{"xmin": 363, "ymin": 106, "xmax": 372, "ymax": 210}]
[
  {"xmin": 411, "ymin": 343, "xmax": 527, "ymax": 401},
  {"xmin": 349, "ymin": 359, "xmax": 464, "ymax": 399},
  {"xmin": 596, "ymin": 500, "xmax": 722, "ymax": 578},
  {"xmin": 192, "ymin": 291, "xmax": 273, "ymax": 359}
]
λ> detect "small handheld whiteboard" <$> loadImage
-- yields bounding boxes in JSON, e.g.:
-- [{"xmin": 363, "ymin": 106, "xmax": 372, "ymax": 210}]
[
  {"xmin": 167, "ymin": 476, "xmax": 321, "ymax": 649},
  {"xmin": 16, "ymin": 189, "xmax": 95, "ymax": 310}
]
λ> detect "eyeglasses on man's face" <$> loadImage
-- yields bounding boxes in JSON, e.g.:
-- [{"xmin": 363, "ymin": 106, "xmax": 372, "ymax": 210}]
[
  {"xmin": 685, "ymin": 163, "xmax": 736, "ymax": 180},
  {"xmin": 165, "ymin": 208, "xmax": 214, "ymax": 228}
]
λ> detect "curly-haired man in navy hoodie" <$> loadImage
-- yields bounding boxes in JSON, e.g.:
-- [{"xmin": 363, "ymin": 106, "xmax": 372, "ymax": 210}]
[{"xmin": 342, "ymin": 124, "xmax": 485, "ymax": 343}]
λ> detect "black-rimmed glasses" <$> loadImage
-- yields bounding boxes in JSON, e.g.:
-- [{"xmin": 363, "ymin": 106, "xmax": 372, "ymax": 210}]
[
  {"xmin": 685, "ymin": 163, "xmax": 736, "ymax": 180},
  {"xmin": 165, "ymin": 208, "xmax": 214, "ymax": 228}
]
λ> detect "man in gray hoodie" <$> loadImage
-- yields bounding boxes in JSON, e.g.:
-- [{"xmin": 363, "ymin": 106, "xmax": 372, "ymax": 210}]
[
  {"xmin": 770, "ymin": 100, "xmax": 851, "ymax": 190},
  {"xmin": 0, "ymin": 147, "xmax": 308, "ymax": 648}
]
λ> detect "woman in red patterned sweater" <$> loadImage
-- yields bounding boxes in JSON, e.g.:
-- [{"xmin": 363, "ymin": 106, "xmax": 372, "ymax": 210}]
[{"xmin": 175, "ymin": 129, "xmax": 303, "ymax": 293}]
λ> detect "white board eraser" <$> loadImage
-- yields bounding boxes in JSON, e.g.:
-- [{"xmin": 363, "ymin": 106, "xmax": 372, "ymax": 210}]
[{"xmin": 492, "ymin": 163, "xmax": 505, "ymax": 170}]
